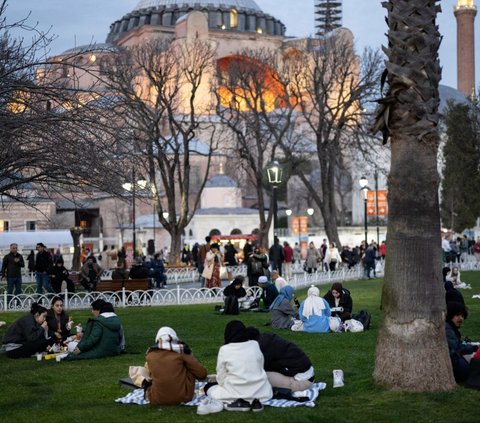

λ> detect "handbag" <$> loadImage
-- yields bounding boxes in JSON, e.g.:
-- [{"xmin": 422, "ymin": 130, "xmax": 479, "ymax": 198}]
[
  {"xmin": 220, "ymin": 265, "xmax": 228, "ymax": 279},
  {"xmin": 128, "ymin": 365, "xmax": 151, "ymax": 388}
]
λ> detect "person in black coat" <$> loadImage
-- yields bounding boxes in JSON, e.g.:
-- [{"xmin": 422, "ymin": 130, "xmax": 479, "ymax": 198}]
[
  {"xmin": 224, "ymin": 242, "xmax": 238, "ymax": 266},
  {"xmin": 245, "ymin": 327, "xmax": 314, "ymax": 392},
  {"xmin": 444, "ymin": 281, "xmax": 465, "ymax": 306},
  {"xmin": 50, "ymin": 258, "xmax": 75, "ymax": 293},
  {"xmin": 46, "ymin": 296, "xmax": 73, "ymax": 341},
  {"xmin": 323, "ymin": 282, "xmax": 353, "ymax": 321},
  {"xmin": 269, "ymin": 237, "xmax": 285, "ymax": 276},
  {"xmin": 129, "ymin": 257, "xmax": 150, "ymax": 279},
  {"xmin": 445, "ymin": 302, "xmax": 478, "ymax": 383},
  {"xmin": 34, "ymin": 243, "xmax": 54, "ymax": 294},
  {"xmin": 222, "ymin": 275, "xmax": 247, "ymax": 315}
]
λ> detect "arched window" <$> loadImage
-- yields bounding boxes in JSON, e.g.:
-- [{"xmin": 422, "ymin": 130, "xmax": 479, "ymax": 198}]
[
  {"xmin": 230, "ymin": 9, "xmax": 238, "ymax": 28},
  {"xmin": 209, "ymin": 229, "xmax": 221, "ymax": 236},
  {"xmin": 230, "ymin": 228, "xmax": 242, "ymax": 235}
]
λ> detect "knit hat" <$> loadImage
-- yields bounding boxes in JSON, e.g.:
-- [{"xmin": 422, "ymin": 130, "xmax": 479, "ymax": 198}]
[{"xmin": 258, "ymin": 276, "xmax": 268, "ymax": 284}]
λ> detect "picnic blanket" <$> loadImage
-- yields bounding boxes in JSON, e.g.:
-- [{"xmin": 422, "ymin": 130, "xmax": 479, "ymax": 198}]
[{"xmin": 115, "ymin": 381, "xmax": 326, "ymax": 408}]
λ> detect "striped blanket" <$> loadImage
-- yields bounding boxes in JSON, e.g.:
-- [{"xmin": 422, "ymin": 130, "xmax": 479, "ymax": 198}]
[{"xmin": 115, "ymin": 381, "xmax": 326, "ymax": 408}]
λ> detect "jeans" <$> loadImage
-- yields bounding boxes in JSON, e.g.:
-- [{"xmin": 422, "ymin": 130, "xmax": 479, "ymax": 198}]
[
  {"xmin": 7, "ymin": 277, "xmax": 22, "ymax": 296},
  {"xmin": 36, "ymin": 272, "xmax": 54, "ymax": 294}
]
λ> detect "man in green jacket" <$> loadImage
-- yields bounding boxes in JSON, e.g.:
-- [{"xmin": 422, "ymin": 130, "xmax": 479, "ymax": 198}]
[{"xmin": 67, "ymin": 299, "xmax": 122, "ymax": 360}]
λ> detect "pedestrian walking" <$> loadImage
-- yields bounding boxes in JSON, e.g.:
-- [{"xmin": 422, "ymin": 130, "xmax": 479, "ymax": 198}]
[{"xmin": 1, "ymin": 243, "xmax": 25, "ymax": 297}]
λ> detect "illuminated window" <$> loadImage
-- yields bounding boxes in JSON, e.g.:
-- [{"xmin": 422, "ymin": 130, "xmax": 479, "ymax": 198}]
[
  {"xmin": 230, "ymin": 9, "xmax": 238, "ymax": 28},
  {"xmin": 80, "ymin": 220, "xmax": 88, "ymax": 229},
  {"xmin": 256, "ymin": 27, "xmax": 263, "ymax": 34},
  {"xmin": 89, "ymin": 54, "xmax": 96, "ymax": 63},
  {"xmin": 0, "ymin": 220, "xmax": 9, "ymax": 232}
]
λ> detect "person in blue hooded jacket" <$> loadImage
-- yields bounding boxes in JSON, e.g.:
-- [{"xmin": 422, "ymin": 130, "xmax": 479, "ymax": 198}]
[{"xmin": 270, "ymin": 285, "xmax": 298, "ymax": 329}]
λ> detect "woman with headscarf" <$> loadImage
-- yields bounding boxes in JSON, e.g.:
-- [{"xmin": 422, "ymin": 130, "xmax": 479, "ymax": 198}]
[
  {"xmin": 146, "ymin": 327, "xmax": 207, "ymax": 405},
  {"xmin": 204, "ymin": 320, "xmax": 272, "ymax": 411},
  {"xmin": 274, "ymin": 276, "xmax": 288, "ymax": 293},
  {"xmin": 270, "ymin": 285, "xmax": 298, "ymax": 329},
  {"xmin": 323, "ymin": 282, "xmax": 353, "ymax": 322},
  {"xmin": 202, "ymin": 243, "xmax": 222, "ymax": 289},
  {"xmin": 444, "ymin": 281, "xmax": 465, "ymax": 306},
  {"xmin": 299, "ymin": 286, "xmax": 331, "ymax": 333}
]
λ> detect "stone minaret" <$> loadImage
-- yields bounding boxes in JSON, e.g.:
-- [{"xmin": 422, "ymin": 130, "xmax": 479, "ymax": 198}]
[
  {"xmin": 454, "ymin": 0, "xmax": 477, "ymax": 97},
  {"xmin": 315, "ymin": 0, "xmax": 342, "ymax": 37}
]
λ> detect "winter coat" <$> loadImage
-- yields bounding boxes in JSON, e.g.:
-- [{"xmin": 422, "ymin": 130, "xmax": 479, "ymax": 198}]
[
  {"xmin": 46, "ymin": 309, "xmax": 71, "ymax": 339},
  {"xmin": 202, "ymin": 250, "xmax": 222, "ymax": 280},
  {"xmin": 323, "ymin": 289, "xmax": 353, "ymax": 321},
  {"xmin": 299, "ymin": 299, "xmax": 331, "ymax": 333},
  {"xmin": 67, "ymin": 313, "xmax": 122, "ymax": 360},
  {"xmin": 208, "ymin": 340, "xmax": 272, "ymax": 403},
  {"xmin": 305, "ymin": 247, "xmax": 320, "ymax": 269},
  {"xmin": 271, "ymin": 299, "xmax": 297, "ymax": 329},
  {"xmin": 326, "ymin": 247, "xmax": 342, "ymax": 265},
  {"xmin": 35, "ymin": 250, "xmax": 53, "ymax": 273},
  {"xmin": 146, "ymin": 348, "xmax": 207, "ymax": 405},
  {"xmin": 1, "ymin": 252, "xmax": 25, "ymax": 278},
  {"xmin": 3, "ymin": 314, "xmax": 47, "ymax": 348},
  {"xmin": 257, "ymin": 332, "xmax": 312, "ymax": 377}
]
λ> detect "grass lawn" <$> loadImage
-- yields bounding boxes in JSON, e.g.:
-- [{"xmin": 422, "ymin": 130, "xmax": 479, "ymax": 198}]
[{"xmin": 1, "ymin": 273, "xmax": 480, "ymax": 423}]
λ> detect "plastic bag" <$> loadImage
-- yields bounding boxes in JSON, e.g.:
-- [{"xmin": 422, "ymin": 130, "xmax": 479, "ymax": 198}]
[
  {"xmin": 329, "ymin": 316, "xmax": 342, "ymax": 332},
  {"xmin": 344, "ymin": 319, "xmax": 364, "ymax": 333}
]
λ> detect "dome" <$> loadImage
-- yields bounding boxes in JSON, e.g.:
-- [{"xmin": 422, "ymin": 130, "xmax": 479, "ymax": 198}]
[
  {"xmin": 134, "ymin": 0, "xmax": 262, "ymax": 12},
  {"xmin": 205, "ymin": 175, "xmax": 238, "ymax": 188}
]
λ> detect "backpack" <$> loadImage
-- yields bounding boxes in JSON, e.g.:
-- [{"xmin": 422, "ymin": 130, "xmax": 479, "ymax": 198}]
[
  {"xmin": 251, "ymin": 259, "xmax": 264, "ymax": 274},
  {"xmin": 351, "ymin": 309, "xmax": 371, "ymax": 330}
]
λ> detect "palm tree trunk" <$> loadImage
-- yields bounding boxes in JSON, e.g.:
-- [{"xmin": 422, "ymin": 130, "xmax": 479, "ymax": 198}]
[{"xmin": 372, "ymin": 0, "xmax": 456, "ymax": 391}]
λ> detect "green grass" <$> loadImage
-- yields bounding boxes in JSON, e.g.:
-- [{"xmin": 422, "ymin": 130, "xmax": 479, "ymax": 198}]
[{"xmin": 1, "ymin": 274, "xmax": 480, "ymax": 423}]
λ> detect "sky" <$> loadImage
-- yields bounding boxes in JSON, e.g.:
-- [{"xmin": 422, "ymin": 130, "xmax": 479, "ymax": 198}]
[{"xmin": 3, "ymin": 0, "xmax": 474, "ymax": 89}]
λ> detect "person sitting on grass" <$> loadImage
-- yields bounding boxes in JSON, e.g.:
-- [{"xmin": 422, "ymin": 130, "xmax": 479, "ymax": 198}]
[
  {"xmin": 66, "ymin": 299, "xmax": 122, "ymax": 360},
  {"xmin": 199, "ymin": 320, "xmax": 272, "ymax": 414},
  {"xmin": 3, "ymin": 303, "xmax": 55, "ymax": 358},
  {"xmin": 245, "ymin": 326, "xmax": 315, "ymax": 394},
  {"xmin": 323, "ymin": 282, "xmax": 353, "ymax": 322},
  {"xmin": 46, "ymin": 296, "xmax": 74, "ymax": 341},
  {"xmin": 222, "ymin": 275, "xmax": 247, "ymax": 315},
  {"xmin": 257, "ymin": 275, "xmax": 278, "ymax": 309},
  {"xmin": 146, "ymin": 326, "xmax": 207, "ymax": 406},
  {"xmin": 299, "ymin": 286, "xmax": 331, "ymax": 333},
  {"xmin": 270, "ymin": 285, "xmax": 298, "ymax": 329},
  {"xmin": 445, "ymin": 302, "xmax": 478, "ymax": 383}
]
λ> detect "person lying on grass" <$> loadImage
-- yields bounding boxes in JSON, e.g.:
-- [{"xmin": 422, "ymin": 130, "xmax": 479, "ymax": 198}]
[{"xmin": 146, "ymin": 326, "xmax": 207, "ymax": 405}]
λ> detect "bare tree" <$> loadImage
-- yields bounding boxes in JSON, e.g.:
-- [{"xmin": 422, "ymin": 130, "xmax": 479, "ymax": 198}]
[
  {"xmin": 215, "ymin": 48, "xmax": 302, "ymax": 247},
  {"xmin": 284, "ymin": 32, "xmax": 383, "ymax": 246},
  {"xmin": 372, "ymin": 0, "xmax": 455, "ymax": 391},
  {"xmin": 0, "ymin": 1, "xmax": 123, "ymax": 204},
  {"xmin": 100, "ymin": 37, "xmax": 218, "ymax": 264}
]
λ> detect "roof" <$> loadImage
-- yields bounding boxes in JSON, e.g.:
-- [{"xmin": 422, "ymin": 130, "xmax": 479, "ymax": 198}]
[
  {"xmin": 205, "ymin": 175, "xmax": 238, "ymax": 188},
  {"xmin": 0, "ymin": 231, "xmax": 73, "ymax": 250},
  {"xmin": 134, "ymin": 0, "xmax": 262, "ymax": 12}
]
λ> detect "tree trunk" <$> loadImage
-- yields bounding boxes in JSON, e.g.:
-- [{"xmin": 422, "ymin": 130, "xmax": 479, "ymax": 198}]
[
  {"xmin": 70, "ymin": 227, "xmax": 83, "ymax": 271},
  {"xmin": 373, "ymin": 0, "xmax": 456, "ymax": 391},
  {"xmin": 169, "ymin": 229, "xmax": 183, "ymax": 267}
]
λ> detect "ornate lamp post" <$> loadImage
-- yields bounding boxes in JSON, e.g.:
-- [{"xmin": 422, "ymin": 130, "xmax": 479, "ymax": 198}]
[
  {"xmin": 359, "ymin": 176, "xmax": 369, "ymax": 246},
  {"xmin": 266, "ymin": 161, "xmax": 283, "ymax": 240}
]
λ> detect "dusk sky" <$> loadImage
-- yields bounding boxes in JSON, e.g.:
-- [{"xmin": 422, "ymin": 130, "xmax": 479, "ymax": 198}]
[{"xmin": 4, "ymin": 0, "xmax": 476, "ymax": 89}]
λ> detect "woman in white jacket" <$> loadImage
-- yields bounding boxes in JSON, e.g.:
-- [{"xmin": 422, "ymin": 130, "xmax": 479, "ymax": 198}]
[
  {"xmin": 206, "ymin": 320, "xmax": 272, "ymax": 407},
  {"xmin": 326, "ymin": 242, "xmax": 342, "ymax": 271}
]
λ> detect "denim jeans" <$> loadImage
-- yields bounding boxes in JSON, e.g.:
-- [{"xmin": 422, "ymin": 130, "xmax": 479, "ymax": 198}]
[
  {"xmin": 7, "ymin": 276, "xmax": 22, "ymax": 296},
  {"xmin": 36, "ymin": 272, "xmax": 54, "ymax": 294}
]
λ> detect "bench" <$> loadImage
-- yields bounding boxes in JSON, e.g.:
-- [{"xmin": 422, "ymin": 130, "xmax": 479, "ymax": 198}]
[{"xmin": 96, "ymin": 278, "xmax": 151, "ymax": 292}]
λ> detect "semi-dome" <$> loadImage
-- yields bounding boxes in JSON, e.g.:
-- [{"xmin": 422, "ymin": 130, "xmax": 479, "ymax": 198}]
[{"xmin": 134, "ymin": 0, "xmax": 262, "ymax": 12}]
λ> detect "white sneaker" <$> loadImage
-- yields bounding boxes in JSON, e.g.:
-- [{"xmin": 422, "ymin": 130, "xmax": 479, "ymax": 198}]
[
  {"xmin": 197, "ymin": 397, "xmax": 224, "ymax": 415},
  {"xmin": 333, "ymin": 369, "xmax": 344, "ymax": 388}
]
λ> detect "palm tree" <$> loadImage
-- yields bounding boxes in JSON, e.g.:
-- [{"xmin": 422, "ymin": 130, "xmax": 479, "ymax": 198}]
[{"xmin": 372, "ymin": 0, "xmax": 456, "ymax": 391}]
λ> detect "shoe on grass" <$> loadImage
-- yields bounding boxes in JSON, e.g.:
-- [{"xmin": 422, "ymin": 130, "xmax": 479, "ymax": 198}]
[
  {"xmin": 251, "ymin": 399, "xmax": 263, "ymax": 412},
  {"xmin": 225, "ymin": 398, "xmax": 251, "ymax": 412},
  {"xmin": 196, "ymin": 397, "xmax": 224, "ymax": 415}
]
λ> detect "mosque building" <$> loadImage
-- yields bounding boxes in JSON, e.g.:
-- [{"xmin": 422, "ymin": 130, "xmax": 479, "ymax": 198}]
[{"xmin": 0, "ymin": 0, "xmax": 476, "ymax": 257}]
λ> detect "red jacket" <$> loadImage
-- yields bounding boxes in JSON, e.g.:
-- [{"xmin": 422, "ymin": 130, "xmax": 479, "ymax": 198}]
[{"xmin": 284, "ymin": 245, "xmax": 294, "ymax": 263}]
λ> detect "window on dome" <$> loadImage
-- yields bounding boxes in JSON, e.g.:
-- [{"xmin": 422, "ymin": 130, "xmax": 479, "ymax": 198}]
[{"xmin": 230, "ymin": 9, "xmax": 238, "ymax": 28}]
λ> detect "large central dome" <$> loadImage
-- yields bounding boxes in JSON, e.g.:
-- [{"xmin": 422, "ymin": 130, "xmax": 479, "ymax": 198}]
[{"xmin": 134, "ymin": 0, "xmax": 262, "ymax": 12}]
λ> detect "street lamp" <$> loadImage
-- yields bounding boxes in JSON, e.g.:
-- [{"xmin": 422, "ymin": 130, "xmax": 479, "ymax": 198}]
[
  {"xmin": 266, "ymin": 161, "xmax": 283, "ymax": 239},
  {"xmin": 122, "ymin": 171, "xmax": 147, "ymax": 257},
  {"xmin": 359, "ymin": 176, "xmax": 369, "ymax": 246}
]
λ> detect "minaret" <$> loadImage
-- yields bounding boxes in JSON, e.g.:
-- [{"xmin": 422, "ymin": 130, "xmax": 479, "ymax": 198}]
[
  {"xmin": 315, "ymin": 0, "xmax": 342, "ymax": 37},
  {"xmin": 454, "ymin": 0, "xmax": 477, "ymax": 97}
]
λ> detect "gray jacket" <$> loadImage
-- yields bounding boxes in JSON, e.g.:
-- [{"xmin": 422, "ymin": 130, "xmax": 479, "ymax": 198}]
[{"xmin": 271, "ymin": 299, "xmax": 297, "ymax": 329}]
